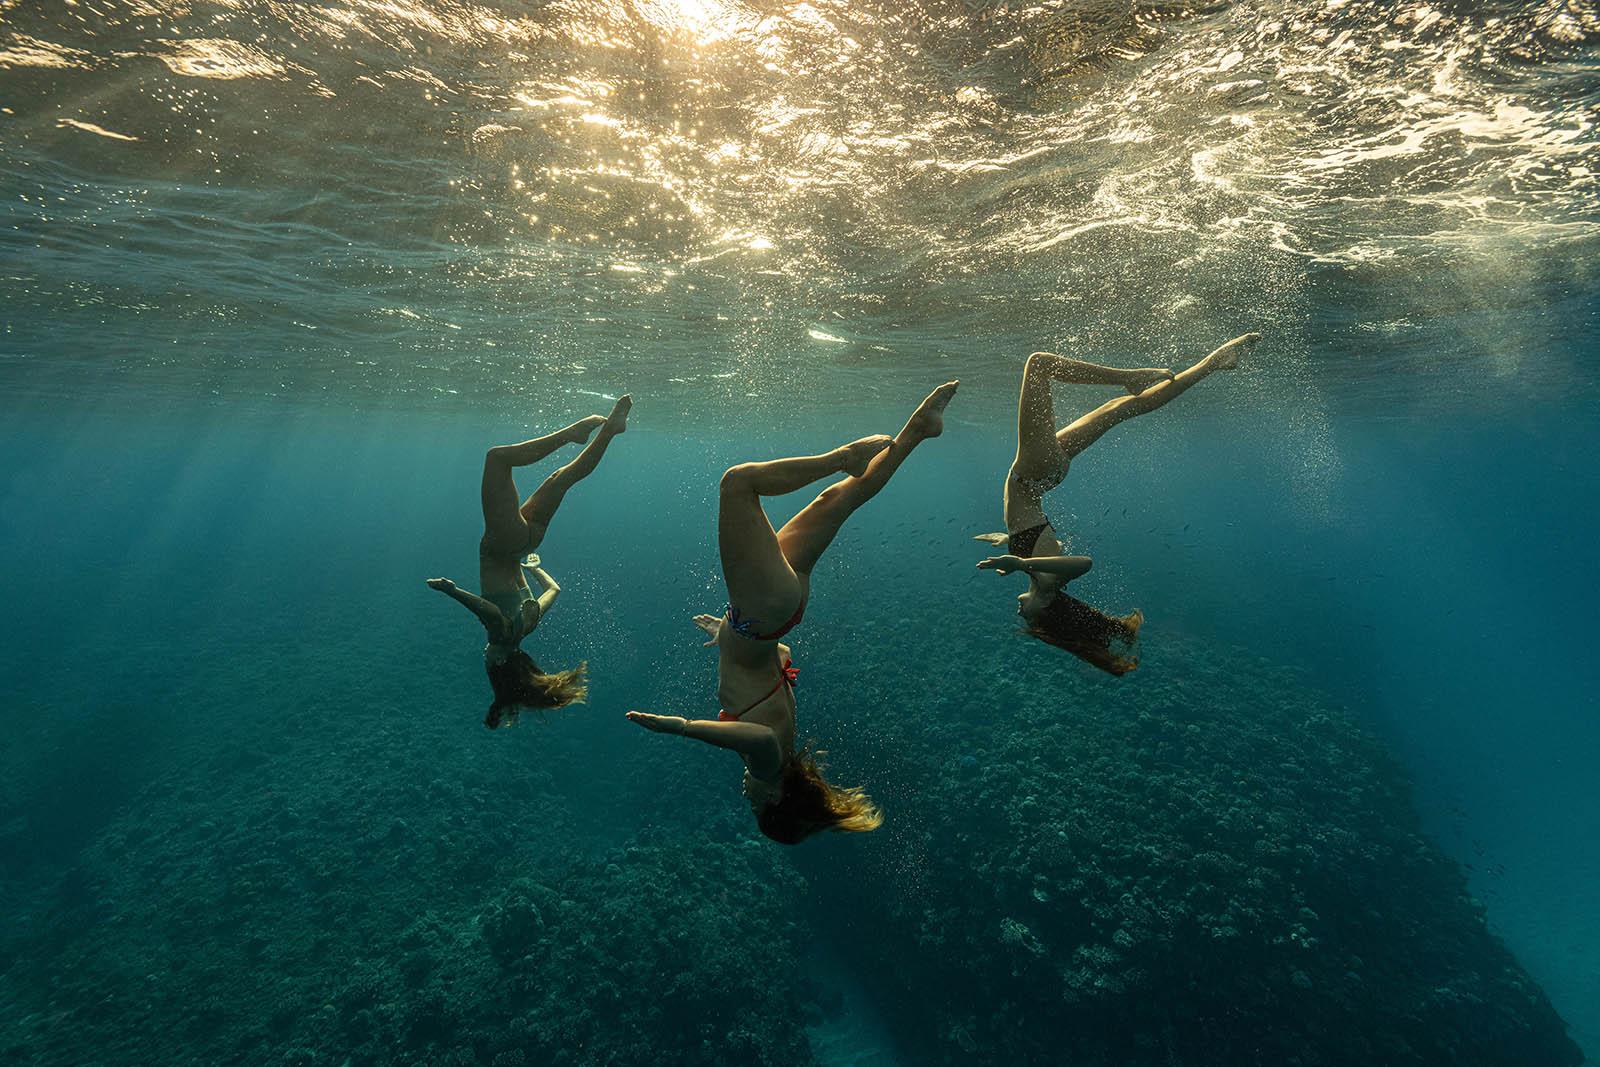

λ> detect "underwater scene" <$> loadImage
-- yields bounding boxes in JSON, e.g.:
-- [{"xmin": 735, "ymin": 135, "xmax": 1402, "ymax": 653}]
[{"xmin": 2, "ymin": 0, "xmax": 1598, "ymax": 1063}]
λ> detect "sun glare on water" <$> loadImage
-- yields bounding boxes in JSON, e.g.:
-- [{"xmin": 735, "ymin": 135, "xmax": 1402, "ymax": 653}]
[{"xmin": 632, "ymin": 0, "xmax": 753, "ymax": 46}]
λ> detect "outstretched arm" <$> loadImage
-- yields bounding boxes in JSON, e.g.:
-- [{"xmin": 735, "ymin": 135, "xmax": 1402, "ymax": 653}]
[
  {"xmin": 977, "ymin": 554, "xmax": 1093, "ymax": 581},
  {"xmin": 427, "ymin": 578, "xmax": 501, "ymax": 628},
  {"xmin": 625, "ymin": 713, "xmax": 783, "ymax": 779}
]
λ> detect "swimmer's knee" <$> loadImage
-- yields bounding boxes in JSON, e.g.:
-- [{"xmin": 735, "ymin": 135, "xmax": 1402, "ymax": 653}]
[
  {"xmin": 720, "ymin": 464, "xmax": 755, "ymax": 494},
  {"xmin": 1024, "ymin": 352, "xmax": 1054, "ymax": 379}
]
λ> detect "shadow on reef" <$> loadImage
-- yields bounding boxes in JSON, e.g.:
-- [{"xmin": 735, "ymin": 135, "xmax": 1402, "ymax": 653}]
[{"xmin": 0, "ymin": 624, "xmax": 1583, "ymax": 1066}]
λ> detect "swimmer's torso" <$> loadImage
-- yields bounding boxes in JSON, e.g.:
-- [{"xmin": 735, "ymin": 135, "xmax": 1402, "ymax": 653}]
[
  {"xmin": 715, "ymin": 626, "xmax": 797, "ymax": 758},
  {"xmin": 478, "ymin": 554, "xmax": 537, "ymax": 653},
  {"xmin": 479, "ymin": 549, "xmax": 530, "ymax": 601}
]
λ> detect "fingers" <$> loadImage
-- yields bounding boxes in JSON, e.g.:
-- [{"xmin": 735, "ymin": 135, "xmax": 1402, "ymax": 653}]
[{"xmin": 626, "ymin": 711, "xmax": 671, "ymax": 733}]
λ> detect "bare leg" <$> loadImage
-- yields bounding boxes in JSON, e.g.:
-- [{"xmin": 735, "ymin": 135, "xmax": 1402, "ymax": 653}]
[
  {"xmin": 1027, "ymin": 351, "xmax": 1173, "ymax": 394},
  {"xmin": 719, "ymin": 436, "xmax": 896, "ymax": 617},
  {"xmin": 777, "ymin": 382, "xmax": 959, "ymax": 575},
  {"xmin": 1009, "ymin": 354, "xmax": 1069, "ymax": 491},
  {"xmin": 519, "ymin": 396, "xmax": 632, "ymax": 544},
  {"xmin": 1055, "ymin": 333, "xmax": 1258, "ymax": 459},
  {"xmin": 480, "ymin": 414, "xmax": 608, "ymax": 553}
]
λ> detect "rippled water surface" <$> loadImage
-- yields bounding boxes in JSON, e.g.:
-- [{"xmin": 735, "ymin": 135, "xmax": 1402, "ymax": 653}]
[{"xmin": 3, "ymin": 0, "xmax": 1597, "ymax": 412}]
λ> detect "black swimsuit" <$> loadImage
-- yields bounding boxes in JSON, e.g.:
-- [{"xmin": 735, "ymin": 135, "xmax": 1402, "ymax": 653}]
[{"xmin": 1009, "ymin": 521, "xmax": 1050, "ymax": 558}]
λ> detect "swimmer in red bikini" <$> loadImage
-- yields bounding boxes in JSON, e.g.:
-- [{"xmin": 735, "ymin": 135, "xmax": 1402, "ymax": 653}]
[{"xmin": 627, "ymin": 380, "xmax": 959, "ymax": 844}]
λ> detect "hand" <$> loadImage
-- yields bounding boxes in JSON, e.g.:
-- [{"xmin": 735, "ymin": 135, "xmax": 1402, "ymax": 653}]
[
  {"xmin": 692, "ymin": 613, "xmax": 722, "ymax": 646},
  {"xmin": 522, "ymin": 553, "xmax": 541, "ymax": 568},
  {"xmin": 426, "ymin": 577, "xmax": 456, "ymax": 591},
  {"xmin": 626, "ymin": 711, "xmax": 688, "ymax": 734},
  {"xmin": 977, "ymin": 555, "xmax": 1028, "ymax": 576}
]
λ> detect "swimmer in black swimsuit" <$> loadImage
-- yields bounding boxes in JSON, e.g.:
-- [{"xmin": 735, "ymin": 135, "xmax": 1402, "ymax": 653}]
[
  {"xmin": 427, "ymin": 395, "xmax": 631, "ymax": 727},
  {"xmin": 628, "ymin": 381, "xmax": 960, "ymax": 843},
  {"xmin": 977, "ymin": 333, "xmax": 1260, "ymax": 674}
]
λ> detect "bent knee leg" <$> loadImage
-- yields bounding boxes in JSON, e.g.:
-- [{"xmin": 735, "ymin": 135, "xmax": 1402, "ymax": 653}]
[
  {"xmin": 484, "ymin": 445, "xmax": 518, "ymax": 473},
  {"xmin": 720, "ymin": 463, "xmax": 759, "ymax": 495}
]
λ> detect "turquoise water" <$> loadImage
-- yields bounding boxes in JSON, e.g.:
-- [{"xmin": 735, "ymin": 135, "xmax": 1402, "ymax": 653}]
[{"xmin": 3, "ymin": 0, "xmax": 1599, "ymax": 1063}]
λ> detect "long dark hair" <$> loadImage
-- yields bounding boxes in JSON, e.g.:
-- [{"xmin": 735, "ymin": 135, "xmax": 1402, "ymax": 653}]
[
  {"xmin": 1026, "ymin": 592, "xmax": 1143, "ymax": 676},
  {"xmin": 755, "ymin": 744, "xmax": 883, "ymax": 845},
  {"xmin": 484, "ymin": 650, "xmax": 588, "ymax": 728}
]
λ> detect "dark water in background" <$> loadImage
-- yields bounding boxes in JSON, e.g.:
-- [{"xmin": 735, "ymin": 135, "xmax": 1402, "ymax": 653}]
[{"xmin": 2, "ymin": 0, "xmax": 1599, "ymax": 1062}]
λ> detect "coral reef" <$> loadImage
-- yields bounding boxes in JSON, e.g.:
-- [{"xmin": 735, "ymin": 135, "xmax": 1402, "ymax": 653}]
[
  {"xmin": 0, "ymin": 618, "xmax": 1583, "ymax": 1066},
  {"xmin": 0, "ymin": 642, "xmax": 815, "ymax": 1067},
  {"xmin": 793, "ymin": 621, "xmax": 1583, "ymax": 1066}
]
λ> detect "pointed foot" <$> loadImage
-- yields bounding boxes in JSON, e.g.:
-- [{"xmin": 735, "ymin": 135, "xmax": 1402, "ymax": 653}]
[
  {"xmin": 840, "ymin": 435, "xmax": 893, "ymax": 477},
  {"xmin": 1208, "ymin": 332, "xmax": 1261, "ymax": 370},
  {"xmin": 565, "ymin": 415, "xmax": 606, "ymax": 444},
  {"xmin": 906, "ymin": 380, "xmax": 960, "ymax": 440},
  {"xmin": 604, "ymin": 394, "xmax": 633, "ymax": 434}
]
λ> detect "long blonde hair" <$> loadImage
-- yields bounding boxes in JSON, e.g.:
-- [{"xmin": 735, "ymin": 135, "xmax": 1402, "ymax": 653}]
[
  {"xmin": 484, "ymin": 651, "xmax": 588, "ymax": 728},
  {"xmin": 756, "ymin": 744, "xmax": 883, "ymax": 844},
  {"xmin": 1027, "ymin": 592, "xmax": 1143, "ymax": 676}
]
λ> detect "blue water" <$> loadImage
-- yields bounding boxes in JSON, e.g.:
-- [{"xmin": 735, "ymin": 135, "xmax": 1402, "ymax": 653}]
[{"xmin": 3, "ymin": 0, "xmax": 1599, "ymax": 1062}]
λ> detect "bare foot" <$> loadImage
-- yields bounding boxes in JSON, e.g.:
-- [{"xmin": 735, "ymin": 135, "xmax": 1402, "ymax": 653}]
[
  {"xmin": 905, "ymin": 380, "xmax": 960, "ymax": 440},
  {"xmin": 604, "ymin": 394, "xmax": 632, "ymax": 434},
  {"xmin": 840, "ymin": 435, "xmax": 893, "ymax": 477},
  {"xmin": 1207, "ymin": 332, "xmax": 1261, "ymax": 370},
  {"xmin": 566, "ymin": 415, "xmax": 606, "ymax": 443},
  {"xmin": 1124, "ymin": 368, "xmax": 1174, "ymax": 394}
]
